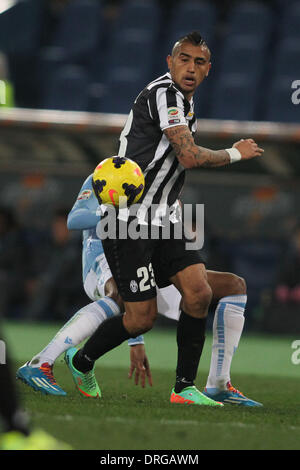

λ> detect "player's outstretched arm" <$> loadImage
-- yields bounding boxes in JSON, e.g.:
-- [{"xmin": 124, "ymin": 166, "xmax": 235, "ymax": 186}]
[
  {"xmin": 67, "ymin": 175, "xmax": 101, "ymax": 230},
  {"xmin": 164, "ymin": 125, "xmax": 264, "ymax": 169}
]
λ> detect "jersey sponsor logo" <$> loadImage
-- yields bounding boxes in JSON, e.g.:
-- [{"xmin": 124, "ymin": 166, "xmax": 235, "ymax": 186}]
[
  {"xmin": 77, "ymin": 189, "xmax": 92, "ymax": 201},
  {"xmin": 168, "ymin": 107, "xmax": 183, "ymax": 125}
]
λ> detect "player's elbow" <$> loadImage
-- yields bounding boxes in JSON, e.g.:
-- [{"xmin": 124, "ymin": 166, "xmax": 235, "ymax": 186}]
[
  {"xmin": 181, "ymin": 159, "xmax": 196, "ymax": 169},
  {"xmin": 178, "ymin": 154, "xmax": 197, "ymax": 169},
  {"xmin": 177, "ymin": 145, "xmax": 200, "ymax": 169},
  {"xmin": 67, "ymin": 213, "xmax": 75, "ymax": 230}
]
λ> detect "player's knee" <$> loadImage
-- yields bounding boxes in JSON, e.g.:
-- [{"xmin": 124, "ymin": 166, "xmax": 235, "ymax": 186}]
[
  {"xmin": 104, "ymin": 278, "xmax": 124, "ymax": 312},
  {"xmin": 183, "ymin": 284, "xmax": 212, "ymax": 317},
  {"xmin": 226, "ymin": 273, "xmax": 247, "ymax": 295},
  {"xmin": 109, "ymin": 292, "xmax": 124, "ymax": 312},
  {"xmin": 135, "ymin": 313, "xmax": 157, "ymax": 335},
  {"xmin": 198, "ymin": 285, "xmax": 213, "ymax": 310},
  {"xmin": 236, "ymin": 275, "xmax": 247, "ymax": 294},
  {"xmin": 127, "ymin": 316, "xmax": 156, "ymax": 336},
  {"xmin": 124, "ymin": 304, "xmax": 157, "ymax": 336}
]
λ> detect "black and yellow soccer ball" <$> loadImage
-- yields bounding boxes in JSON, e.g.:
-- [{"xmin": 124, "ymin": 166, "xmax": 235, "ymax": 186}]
[{"xmin": 92, "ymin": 156, "xmax": 145, "ymax": 208}]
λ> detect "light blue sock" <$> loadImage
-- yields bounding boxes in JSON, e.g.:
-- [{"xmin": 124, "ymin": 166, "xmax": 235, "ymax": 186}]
[{"xmin": 206, "ymin": 295, "xmax": 247, "ymax": 391}]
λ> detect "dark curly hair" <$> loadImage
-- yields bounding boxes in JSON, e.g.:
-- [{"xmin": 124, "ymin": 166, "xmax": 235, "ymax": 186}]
[{"xmin": 172, "ymin": 31, "xmax": 211, "ymax": 58}]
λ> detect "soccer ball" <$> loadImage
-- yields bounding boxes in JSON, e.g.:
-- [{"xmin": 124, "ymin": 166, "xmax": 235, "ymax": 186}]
[{"xmin": 92, "ymin": 156, "xmax": 145, "ymax": 208}]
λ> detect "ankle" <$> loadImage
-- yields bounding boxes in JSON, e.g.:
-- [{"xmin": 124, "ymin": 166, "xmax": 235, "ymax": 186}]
[
  {"xmin": 174, "ymin": 377, "xmax": 194, "ymax": 393},
  {"xmin": 72, "ymin": 350, "xmax": 94, "ymax": 373}
]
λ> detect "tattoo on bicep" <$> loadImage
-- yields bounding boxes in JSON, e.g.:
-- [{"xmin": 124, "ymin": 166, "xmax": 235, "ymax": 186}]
[{"xmin": 164, "ymin": 127, "xmax": 200, "ymax": 166}]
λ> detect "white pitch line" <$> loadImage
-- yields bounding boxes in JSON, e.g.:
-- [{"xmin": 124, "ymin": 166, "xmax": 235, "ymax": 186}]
[
  {"xmin": 108, "ymin": 417, "xmax": 257, "ymax": 428},
  {"xmin": 32, "ymin": 412, "xmax": 300, "ymax": 432}
]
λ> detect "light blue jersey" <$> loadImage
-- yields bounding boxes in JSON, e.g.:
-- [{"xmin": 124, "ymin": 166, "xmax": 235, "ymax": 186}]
[
  {"xmin": 67, "ymin": 175, "xmax": 104, "ymax": 286},
  {"xmin": 67, "ymin": 174, "xmax": 145, "ymax": 345}
]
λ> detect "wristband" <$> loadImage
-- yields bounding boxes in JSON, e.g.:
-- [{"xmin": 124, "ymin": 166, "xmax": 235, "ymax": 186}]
[
  {"xmin": 226, "ymin": 148, "xmax": 242, "ymax": 163},
  {"xmin": 128, "ymin": 335, "xmax": 144, "ymax": 346}
]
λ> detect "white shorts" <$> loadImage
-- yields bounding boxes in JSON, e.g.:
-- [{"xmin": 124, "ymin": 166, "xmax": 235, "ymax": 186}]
[
  {"xmin": 83, "ymin": 253, "xmax": 113, "ymax": 301},
  {"xmin": 83, "ymin": 253, "xmax": 182, "ymax": 320},
  {"xmin": 156, "ymin": 285, "xmax": 181, "ymax": 321}
]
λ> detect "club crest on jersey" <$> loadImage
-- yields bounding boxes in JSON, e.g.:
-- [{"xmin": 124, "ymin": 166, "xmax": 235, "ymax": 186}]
[
  {"xmin": 186, "ymin": 111, "xmax": 194, "ymax": 120},
  {"xmin": 77, "ymin": 189, "xmax": 92, "ymax": 201},
  {"xmin": 130, "ymin": 280, "xmax": 138, "ymax": 293}
]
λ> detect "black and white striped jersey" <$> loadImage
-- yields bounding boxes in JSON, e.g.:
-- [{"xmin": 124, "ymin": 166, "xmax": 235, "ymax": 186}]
[{"xmin": 118, "ymin": 72, "xmax": 197, "ymax": 222}]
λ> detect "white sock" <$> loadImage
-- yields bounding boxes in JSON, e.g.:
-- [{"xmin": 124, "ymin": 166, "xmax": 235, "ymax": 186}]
[
  {"xmin": 29, "ymin": 297, "xmax": 120, "ymax": 367},
  {"xmin": 205, "ymin": 295, "xmax": 246, "ymax": 391}
]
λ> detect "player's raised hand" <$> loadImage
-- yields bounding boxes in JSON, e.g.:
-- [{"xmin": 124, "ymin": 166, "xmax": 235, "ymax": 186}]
[
  {"xmin": 233, "ymin": 138, "xmax": 264, "ymax": 160},
  {"xmin": 128, "ymin": 344, "xmax": 153, "ymax": 388}
]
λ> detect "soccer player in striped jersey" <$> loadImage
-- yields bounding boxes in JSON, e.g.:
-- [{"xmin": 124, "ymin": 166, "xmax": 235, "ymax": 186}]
[
  {"xmin": 19, "ymin": 32, "xmax": 264, "ymax": 407},
  {"xmin": 62, "ymin": 32, "xmax": 263, "ymax": 407}
]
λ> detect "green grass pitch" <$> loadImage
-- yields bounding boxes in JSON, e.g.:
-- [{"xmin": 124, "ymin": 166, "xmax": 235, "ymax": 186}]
[{"xmin": 3, "ymin": 320, "xmax": 300, "ymax": 450}]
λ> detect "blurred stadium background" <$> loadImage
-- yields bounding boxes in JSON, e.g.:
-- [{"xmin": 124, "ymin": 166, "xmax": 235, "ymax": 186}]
[{"xmin": 0, "ymin": 0, "xmax": 300, "ymax": 335}]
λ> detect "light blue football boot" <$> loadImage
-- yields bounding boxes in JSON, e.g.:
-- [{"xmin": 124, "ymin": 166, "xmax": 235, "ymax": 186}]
[
  {"xmin": 203, "ymin": 381, "xmax": 263, "ymax": 407},
  {"xmin": 16, "ymin": 361, "xmax": 67, "ymax": 396}
]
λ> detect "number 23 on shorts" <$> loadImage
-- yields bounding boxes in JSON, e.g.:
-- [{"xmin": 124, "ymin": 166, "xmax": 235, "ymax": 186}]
[{"xmin": 130, "ymin": 263, "xmax": 156, "ymax": 293}]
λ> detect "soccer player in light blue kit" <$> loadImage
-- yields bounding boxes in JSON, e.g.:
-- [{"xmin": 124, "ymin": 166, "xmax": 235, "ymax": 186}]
[
  {"xmin": 17, "ymin": 173, "xmax": 262, "ymax": 406},
  {"xmin": 17, "ymin": 174, "xmax": 151, "ymax": 396}
]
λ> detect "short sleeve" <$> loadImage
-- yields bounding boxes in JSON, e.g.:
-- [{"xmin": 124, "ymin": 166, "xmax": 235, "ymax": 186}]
[
  {"xmin": 156, "ymin": 87, "xmax": 188, "ymax": 131},
  {"xmin": 67, "ymin": 174, "xmax": 100, "ymax": 230}
]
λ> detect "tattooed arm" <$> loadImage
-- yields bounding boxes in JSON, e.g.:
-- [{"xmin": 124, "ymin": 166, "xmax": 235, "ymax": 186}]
[{"xmin": 164, "ymin": 126, "xmax": 264, "ymax": 169}]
